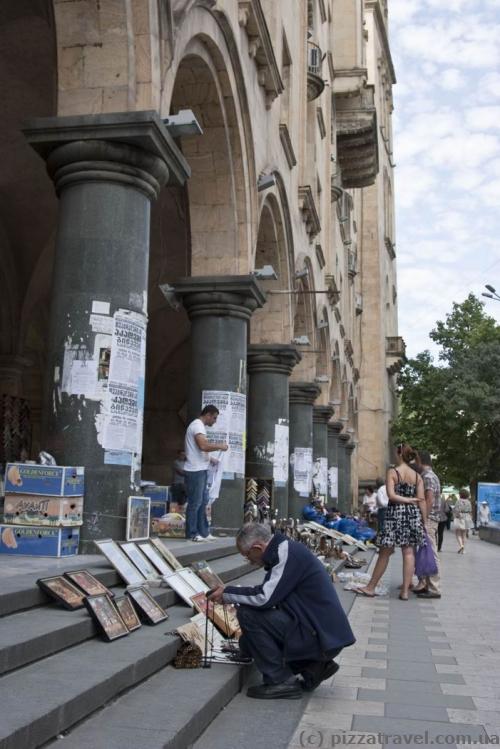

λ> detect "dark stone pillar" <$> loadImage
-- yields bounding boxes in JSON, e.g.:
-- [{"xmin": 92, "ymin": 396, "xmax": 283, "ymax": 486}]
[
  {"xmin": 345, "ymin": 441, "xmax": 356, "ymax": 513},
  {"xmin": 312, "ymin": 406, "xmax": 334, "ymax": 499},
  {"xmin": 175, "ymin": 276, "xmax": 266, "ymax": 534},
  {"xmin": 327, "ymin": 421, "xmax": 343, "ymax": 506},
  {"xmin": 338, "ymin": 433, "xmax": 350, "ymax": 514},
  {"xmin": 246, "ymin": 345, "xmax": 301, "ymax": 518},
  {"xmin": 288, "ymin": 382, "xmax": 320, "ymax": 519},
  {"xmin": 24, "ymin": 112, "xmax": 190, "ymax": 550}
]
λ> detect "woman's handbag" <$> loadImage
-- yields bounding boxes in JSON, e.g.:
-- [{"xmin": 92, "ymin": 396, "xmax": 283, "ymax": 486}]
[{"xmin": 415, "ymin": 531, "xmax": 438, "ymax": 577}]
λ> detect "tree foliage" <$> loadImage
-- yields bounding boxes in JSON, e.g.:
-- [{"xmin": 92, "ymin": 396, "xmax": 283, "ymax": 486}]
[{"xmin": 393, "ymin": 294, "xmax": 500, "ymax": 487}]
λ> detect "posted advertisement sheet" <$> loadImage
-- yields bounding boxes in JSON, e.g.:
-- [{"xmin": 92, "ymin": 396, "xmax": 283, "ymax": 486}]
[
  {"xmin": 202, "ymin": 390, "xmax": 246, "ymax": 476},
  {"xmin": 293, "ymin": 447, "xmax": 313, "ymax": 495}
]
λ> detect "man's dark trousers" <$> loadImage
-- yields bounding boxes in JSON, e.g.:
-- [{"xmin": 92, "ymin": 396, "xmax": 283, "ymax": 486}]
[{"xmin": 237, "ymin": 604, "xmax": 340, "ymax": 684}]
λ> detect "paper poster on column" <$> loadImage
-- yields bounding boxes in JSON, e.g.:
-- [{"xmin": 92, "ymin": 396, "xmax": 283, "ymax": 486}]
[
  {"xmin": 328, "ymin": 466, "xmax": 339, "ymax": 500},
  {"xmin": 293, "ymin": 447, "xmax": 313, "ymax": 495},
  {"xmin": 313, "ymin": 457, "xmax": 328, "ymax": 497},
  {"xmin": 102, "ymin": 310, "xmax": 147, "ymax": 454},
  {"xmin": 202, "ymin": 390, "xmax": 247, "ymax": 476},
  {"xmin": 273, "ymin": 423, "xmax": 289, "ymax": 484}
]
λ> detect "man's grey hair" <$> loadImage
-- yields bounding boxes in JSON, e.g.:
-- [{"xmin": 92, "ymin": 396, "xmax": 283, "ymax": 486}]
[{"xmin": 236, "ymin": 523, "xmax": 272, "ymax": 551}]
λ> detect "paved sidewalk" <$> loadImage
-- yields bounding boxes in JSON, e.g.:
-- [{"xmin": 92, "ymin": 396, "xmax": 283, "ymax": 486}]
[{"xmin": 289, "ymin": 530, "xmax": 500, "ymax": 748}]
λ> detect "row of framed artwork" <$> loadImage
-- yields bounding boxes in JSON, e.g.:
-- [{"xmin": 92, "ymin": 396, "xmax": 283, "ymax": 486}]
[{"xmin": 36, "ymin": 570, "xmax": 169, "ymax": 641}]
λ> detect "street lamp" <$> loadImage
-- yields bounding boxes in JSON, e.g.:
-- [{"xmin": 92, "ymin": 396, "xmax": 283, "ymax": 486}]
[{"xmin": 482, "ymin": 284, "xmax": 500, "ymax": 302}]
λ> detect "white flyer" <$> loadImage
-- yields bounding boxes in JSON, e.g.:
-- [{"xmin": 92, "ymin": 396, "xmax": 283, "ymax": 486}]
[
  {"xmin": 328, "ymin": 466, "xmax": 339, "ymax": 500},
  {"xmin": 313, "ymin": 457, "xmax": 328, "ymax": 496},
  {"xmin": 293, "ymin": 447, "xmax": 313, "ymax": 494},
  {"xmin": 70, "ymin": 359, "xmax": 98, "ymax": 397},
  {"xmin": 273, "ymin": 423, "xmax": 289, "ymax": 483},
  {"xmin": 202, "ymin": 390, "xmax": 247, "ymax": 476}
]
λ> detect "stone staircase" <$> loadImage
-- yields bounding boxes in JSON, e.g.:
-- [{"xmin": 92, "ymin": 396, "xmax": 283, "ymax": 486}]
[{"xmin": 0, "ymin": 538, "xmax": 363, "ymax": 749}]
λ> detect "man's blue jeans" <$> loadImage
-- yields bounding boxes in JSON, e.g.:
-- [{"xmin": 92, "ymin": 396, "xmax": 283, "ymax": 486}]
[{"xmin": 185, "ymin": 469, "xmax": 209, "ymax": 539}]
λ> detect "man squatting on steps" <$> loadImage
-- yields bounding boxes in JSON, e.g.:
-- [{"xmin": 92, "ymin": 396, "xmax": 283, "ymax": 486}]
[{"xmin": 208, "ymin": 523, "xmax": 355, "ymax": 699}]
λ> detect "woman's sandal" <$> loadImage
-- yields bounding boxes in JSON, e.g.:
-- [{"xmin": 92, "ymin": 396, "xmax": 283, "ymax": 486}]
[
  {"xmin": 398, "ymin": 593, "xmax": 409, "ymax": 601},
  {"xmin": 355, "ymin": 588, "xmax": 376, "ymax": 598}
]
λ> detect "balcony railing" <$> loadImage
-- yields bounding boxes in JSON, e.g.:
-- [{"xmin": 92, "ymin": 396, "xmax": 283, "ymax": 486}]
[
  {"xmin": 386, "ymin": 336, "xmax": 406, "ymax": 358},
  {"xmin": 307, "ymin": 41, "xmax": 325, "ymax": 101}
]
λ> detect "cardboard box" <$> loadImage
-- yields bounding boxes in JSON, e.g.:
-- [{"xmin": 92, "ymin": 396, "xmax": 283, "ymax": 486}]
[
  {"xmin": 3, "ymin": 495, "xmax": 84, "ymax": 526},
  {"xmin": 5, "ymin": 464, "xmax": 84, "ymax": 496},
  {"xmin": 0, "ymin": 525, "xmax": 80, "ymax": 557},
  {"xmin": 142, "ymin": 485, "xmax": 170, "ymax": 503}
]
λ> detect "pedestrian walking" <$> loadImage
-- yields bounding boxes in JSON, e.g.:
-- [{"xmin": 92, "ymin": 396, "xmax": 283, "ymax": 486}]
[
  {"xmin": 437, "ymin": 494, "xmax": 451, "ymax": 551},
  {"xmin": 413, "ymin": 451, "xmax": 441, "ymax": 599},
  {"xmin": 355, "ymin": 443, "xmax": 425, "ymax": 601},
  {"xmin": 453, "ymin": 488, "xmax": 474, "ymax": 553},
  {"xmin": 184, "ymin": 405, "xmax": 228, "ymax": 542}
]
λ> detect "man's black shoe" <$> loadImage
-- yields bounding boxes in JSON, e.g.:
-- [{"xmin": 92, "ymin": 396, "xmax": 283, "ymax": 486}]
[
  {"xmin": 416, "ymin": 590, "xmax": 441, "ymax": 599},
  {"xmin": 301, "ymin": 660, "xmax": 340, "ymax": 692},
  {"xmin": 247, "ymin": 682, "xmax": 303, "ymax": 700}
]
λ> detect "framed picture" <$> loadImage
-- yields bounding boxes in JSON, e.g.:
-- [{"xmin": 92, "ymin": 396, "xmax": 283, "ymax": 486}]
[
  {"xmin": 191, "ymin": 560, "xmax": 224, "ymax": 589},
  {"xmin": 37, "ymin": 575, "xmax": 85, "ymax": 610},
  {"xmin": 150, "ymin": 538, "xmax": 183, "ymax": 570},
  {"xmin": 84, "ymin": 594, "xmax": 129, "ymax": 641},
  {"xmin": 119, "ymin": 542, "xmax": 160, "ymax": 580},
  {"xmin": 163, "ymin": 571, "xmax": 200, "ymax": 606},
  {"xmin": 94, "ymin": 539, "xmax": 145, "ymax": 586},
  {"xmin": 64, "ymin": 570, "xmax": 115, "ymax": 598},
  {"xmin": 115, "ymin": 596, "xmax": 142, "ymax": 632},
  {"xmin": 126, "ymin": 586, "xmax": 169, "ymax": 625},
  {"xmin": 191, "ymin": 592, "xmax": 241, "ymax": 639},
  {"xmin": 137, "ymin": 541, "xmax": 174, "ymax": 576},
  {"xmin": 126, "ymin": 496, "xmax": 151, "ymax": 541},
  {"xmin": 177, "ymin": 567, "xmax": 210, "ymax": 594}
]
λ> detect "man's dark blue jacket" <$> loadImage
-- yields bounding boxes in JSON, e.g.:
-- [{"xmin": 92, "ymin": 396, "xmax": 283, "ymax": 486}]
[{"xmin": 223, "ymin": 533, "xmax": 355, "ymax": 660}]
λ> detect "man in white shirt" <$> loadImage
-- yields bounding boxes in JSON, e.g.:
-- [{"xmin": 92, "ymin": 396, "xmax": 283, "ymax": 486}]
[{"xmin": 184, "ymin": 405, "xmax": 228, "ymax": 541}]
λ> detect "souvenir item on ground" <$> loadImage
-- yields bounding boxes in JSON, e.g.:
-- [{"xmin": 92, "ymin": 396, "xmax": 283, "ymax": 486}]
[
  {"xmin": 126, "ymin": 586, "xmax": 169, "ymax": 624},
  {"xmin": 137, "ymin": 540, "xmax": 174, "ymax": 575},
  {"xmin": 126, "ymin": 496, "xmax": 151, "ymax": 541},
  {"xmin": 191, "ymin": 560, "xmax": 224, "ymax": 589},
  {"xmin": 191, "ymin": 592, "xmax": 241, "ymax": 639},
  {"xmin": 94, "ymin": 539, "xmax": 145, "ymax": 586},
  {"xmin": 37, "ymin": 575, "xmax": 85, "ymax": 610},
  {"xmin": 173, "ymin": 641, "xmax": 202, "ymax": 669},
  {"xmin": 84, "ymin": 593, "xmax": 129, "ymax": 641},
  {"xmin": 64, "ymin": 569, "xmax": 115, "ymax": 598},
  {"xmin": 150, "ymin": 538, "xmax": 183, "ymax": 570},
  {"xmin": 114, "ymin": 596, "xmax": 142, "ymax": 631},
  {"xmin": 119, "ymin": 541, "xmax": 161, "ymax": 580}
]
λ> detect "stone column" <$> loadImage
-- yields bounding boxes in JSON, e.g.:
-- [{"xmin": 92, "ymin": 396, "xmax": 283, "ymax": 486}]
[
  {"xmin": 246, "ymin": 345, "xmax": 301, "ymax": 518},
  {"xmin": 327, "ymin": 421, "xmax": 343, "ymax": 506},
  {"xmin": 175, "ymin": 276, "xmax": 266, "ymax": 533},
  {"xmin": 312, "ymin": 405, "xmax": 334, "ymax": 499},
  {"xmin": 345, "ymin": 441, "xmax": 356, "ymax": 513},
  {"xmin": 25, "ymin": 112, "xmax": 190, "ymax": 549},
  {"xmin": 338, "ymin": 433, "xmax": 350, "ymax": 514},
  {"xmin": 288, "ymin": 382, "xmax": 320, "ymax": 519}
]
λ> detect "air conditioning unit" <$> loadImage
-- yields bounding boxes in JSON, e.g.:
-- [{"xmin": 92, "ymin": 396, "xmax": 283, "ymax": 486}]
[{"xmin": 308, "ymin": 43, "xmax": 322, "ymax": 75}]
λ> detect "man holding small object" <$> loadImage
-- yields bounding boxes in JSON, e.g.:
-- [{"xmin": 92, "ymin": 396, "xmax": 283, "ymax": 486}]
[
  {"xmin": 184, "ymin": 405, "xmax": 228, "ymax": 541},
  {"xmin": 207, "ymin": 523, "xmax": 355, "ymax": 699}
]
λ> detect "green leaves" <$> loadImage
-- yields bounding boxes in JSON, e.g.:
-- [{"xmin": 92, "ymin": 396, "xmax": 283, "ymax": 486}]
[{"xmin": 393, "ymin": 295, "xmax": 500, "ymax": 486}]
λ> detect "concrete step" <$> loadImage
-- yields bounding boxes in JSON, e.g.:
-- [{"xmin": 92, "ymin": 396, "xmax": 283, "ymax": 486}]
[
  {"xmin": 0, "ymin": 537, "xmax": 238, "ymax": 618},
  {"xmin": 0, "ymin": 553, "xmax": 252, "ymax": 675}
]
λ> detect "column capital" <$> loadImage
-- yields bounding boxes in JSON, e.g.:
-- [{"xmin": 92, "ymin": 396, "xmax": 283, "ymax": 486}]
[
  {"xmin": 24, "ymin": 111, "xmax": 190, "ymax": 199},
  {"xmin": 339, "ymin": 433, "xmax": 350, "ymax": 443},
  {"xmin": 247, "ymin": 344, "xmax": 301, "ymax": 376},
  {"xmin": 328, "ymin": 421, "xmax": 344, "ymax": 436},
  {"xmin": 175, "ymin": 276, "xmax": 266, "ymax": 322},
  {"xmin": 313, "ymin": 405, "xmax": 334, "ymax": 424},
  {"xmin": 289, "ymin": 381, "xmax": 321, "ymax": 406},
  {"xmin": 345, "ymin": 441, "xmax": 356, "ymax": 453}
]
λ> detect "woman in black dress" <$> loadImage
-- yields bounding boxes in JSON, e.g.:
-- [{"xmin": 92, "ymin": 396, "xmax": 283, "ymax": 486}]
[{"xmin": 356, "ymin": 444, "xmax": 426, "ymax": 600}]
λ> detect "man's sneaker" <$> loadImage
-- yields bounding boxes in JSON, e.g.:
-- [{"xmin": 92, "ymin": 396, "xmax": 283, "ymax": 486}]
[
  {"xmin": 205, "ymin": 534, "xmax": 217, "ymax": 540},
  {"xmin": 191, "ymin": 535, "xmax": 204, "ymax": 542},
  {"xmin": 301, "ymin": 660, "xmax": 340, "ymax": 692}
]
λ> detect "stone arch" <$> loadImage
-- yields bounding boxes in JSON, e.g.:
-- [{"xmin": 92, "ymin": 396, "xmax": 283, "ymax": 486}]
[
  {"xmin": 292, "ymin": 255, "xmax": 316, "ymax": 381},
  {"xmin": 251, "ymin": 193, "xmax": 293, "ymax": 344}
]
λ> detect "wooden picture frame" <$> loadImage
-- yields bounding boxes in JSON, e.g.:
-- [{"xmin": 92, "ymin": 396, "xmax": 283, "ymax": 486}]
[
  {"xmin": 126, "ymin": 496, "xmax": 151, "ymax": 541},
  {"xmin": 94, "ymin": 539, "xmax": 145, "ymax": 586},
  {"xmin": 137, "ymin": 541, "xmax": 174, "ymax": 576},
  {"xmin": 119, "ymin": 542, "xmax": 161, "ymax": 580},
  {"xmin": 126, "ymin": 586, "xmax": 169, "ymax": 625},
  {"xmin": 191, "ymin": 560, "xmax": 224, "ymax": 589},
  {"xmin": 114, "ymin": 596, "xmax": 142, "ymax": 632},
  {"xmin": 64, "ymin": 569, "xmax": 115, "ymax": 598},
  {"xmin": 150, "ymin": 538, "xmax": 183, "ymax": 570},
  {"xmin": 163, "ymin": 571, "xmax": 200, "ymax": 606},
  {"xmin": 37, "ymin": 575, "xmax": 85, "ymax": 610},
  {"xmin": 177, "ymin": 567, "xmax": 210, "ymax": 595},
  {"xmin": 190, "ymin": 592, "xmax": 241, "ymax": 639},
  {"xmin": 84, "ymin": 594, "xmax": 130, "ymax": 641}
]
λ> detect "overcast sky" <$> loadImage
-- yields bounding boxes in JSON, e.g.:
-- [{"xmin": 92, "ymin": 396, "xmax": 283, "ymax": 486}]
[{"xmin": 390, "ymin": 0, "xmax": 500, "ymax": 358}]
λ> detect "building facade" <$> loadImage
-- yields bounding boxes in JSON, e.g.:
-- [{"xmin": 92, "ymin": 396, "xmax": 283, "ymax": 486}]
[{"xmin": 0, "ymin": 0, "xmax": 401, "ymax": 547}]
